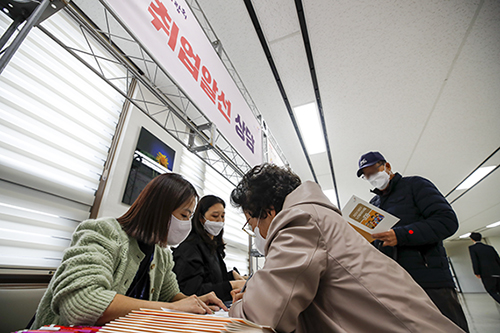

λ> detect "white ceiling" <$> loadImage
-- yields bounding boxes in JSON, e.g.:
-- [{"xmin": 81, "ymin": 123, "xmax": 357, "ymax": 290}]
[
  {"xmin": 72, "ymin": 0, "xmax": 500, "ymax": 240},
  {"xmin": 195, "ymin": 0, "xmax": 500, "ymax": 239}
]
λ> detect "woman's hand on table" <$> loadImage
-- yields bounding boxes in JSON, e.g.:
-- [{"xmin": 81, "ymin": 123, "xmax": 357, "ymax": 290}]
[
  {"xmin": 232, "ymin": 270, "xmax": 245, "ymax": 280},
  {"xmin": 198, "ymin": 291, "xmax": 228, "ymax": 312},
  {"xmin": 168, "ymin": 295, "xmax": 214, "ymax": 314},
  {"xmin": 230, "ymin": 280, "xmax": 246, "ymax": 290},
  {"xmin": 231, "ymin": 288, "xmax": 245, "ymax": 303}
]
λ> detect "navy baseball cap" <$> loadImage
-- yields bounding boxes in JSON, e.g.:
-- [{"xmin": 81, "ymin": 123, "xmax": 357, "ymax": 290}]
[{"xmin": 357, "ymin": 151, "xmax": 386, "ymax": 177}]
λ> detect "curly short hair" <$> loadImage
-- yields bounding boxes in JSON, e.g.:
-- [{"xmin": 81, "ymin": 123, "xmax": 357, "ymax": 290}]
[{"xmin": 231, "ymin": 163, "xmax": 302, "ymax": 218}]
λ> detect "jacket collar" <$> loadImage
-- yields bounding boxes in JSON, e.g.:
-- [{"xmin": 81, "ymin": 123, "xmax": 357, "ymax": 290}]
[
  {"xmin": 370, "ymin": 172, "xmax": 402, "ymax": 197},
  {"xmin": 262, "ymin": 181, "xmax": 341, "ymax": 256},
  {"xmin": 283, "ymin": 181, "xmax": 342, "ymax": 215}
]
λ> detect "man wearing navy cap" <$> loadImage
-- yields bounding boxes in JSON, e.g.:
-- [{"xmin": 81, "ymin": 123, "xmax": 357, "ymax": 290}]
[{"xmin": 357, "ymin": 151, "xmax": 469, "ymax": 332}]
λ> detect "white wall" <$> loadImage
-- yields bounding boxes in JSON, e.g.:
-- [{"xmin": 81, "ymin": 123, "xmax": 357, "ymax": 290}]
[
  {"xmin": 98, "ymin": 94, "xmax": 186, "ymax": 218},
  {"xmin": 444, "ymin": 240, "xmax": 485, "ymax": 293},
  {"xmin": 0, "ymin": 287, "xmax": 46, "ymax": 332},
  {"xmin": 487, "ymin": 236, "xmax": 500, "ymax": 250}
]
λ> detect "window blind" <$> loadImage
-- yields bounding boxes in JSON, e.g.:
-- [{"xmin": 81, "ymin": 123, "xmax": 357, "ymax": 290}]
[
  {"xmin": 179, "ymin": 147, "xmax": 206, "ymax": 196},
  {"xmin": 0, "ymin": 10, "xmax": 126, "ymax": 271}
]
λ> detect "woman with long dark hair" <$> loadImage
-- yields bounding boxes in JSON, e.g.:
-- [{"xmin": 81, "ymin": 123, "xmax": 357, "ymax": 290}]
[
  {"xmin": 32, "ymin": 173, "xmax": 226, "ymax": 328},
  {"xmin": 173, "ymin": 195, "xmax": 246, "ymax": 302}
]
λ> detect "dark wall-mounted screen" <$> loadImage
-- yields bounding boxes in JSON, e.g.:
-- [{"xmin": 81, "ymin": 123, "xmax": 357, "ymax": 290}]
[{"xmin": 122, "ymin": 127, "xmax": 176, "ymax": 205}]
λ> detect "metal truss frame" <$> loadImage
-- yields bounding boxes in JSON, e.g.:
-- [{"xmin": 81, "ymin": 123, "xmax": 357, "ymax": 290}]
[
  {"xmin": 187, "ymin": 0, "xmax": 289, "ymax": 167},
  {"xmin": 36, "ymin": 0, "xmax": 257, "ymax": 186}
]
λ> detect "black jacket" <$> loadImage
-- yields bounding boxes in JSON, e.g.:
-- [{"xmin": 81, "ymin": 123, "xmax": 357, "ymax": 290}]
[
  {"xmin": 172, "ymin": 232, "xmax": 233, "ymax": 301},
  {"xmin": 370, "ymin": 173, "xmax": 458, "ymax": 289},
  {"xmin": 469, "ymin": 242, "xmax": 500, "ymax": 277}
]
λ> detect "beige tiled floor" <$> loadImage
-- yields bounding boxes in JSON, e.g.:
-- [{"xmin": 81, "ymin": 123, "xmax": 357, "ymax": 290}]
[{"xmin": 459, "ymin": 293, "xmax": 500, "ymax": 333}]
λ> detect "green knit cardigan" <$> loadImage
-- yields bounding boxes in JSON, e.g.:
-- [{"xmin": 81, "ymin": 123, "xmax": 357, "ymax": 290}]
[{"xmin": 32, "ymin": 217, "xmax": 180, "ymax": 328}]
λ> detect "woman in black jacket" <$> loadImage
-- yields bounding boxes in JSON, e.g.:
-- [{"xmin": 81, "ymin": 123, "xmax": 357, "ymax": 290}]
[{"xmin": 172, "ymin": 195, "xmax": 246, "ymax": 302}]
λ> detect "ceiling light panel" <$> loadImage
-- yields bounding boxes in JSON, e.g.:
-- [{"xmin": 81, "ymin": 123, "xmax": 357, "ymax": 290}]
[
  {"xmin": 486, "ymin": 221, "xmax": 500, "ymax": 228},
  {"xmin": 456, "ymin": 166, "xmax": 496, "ymax": 190},
  {"xmin": 293, "ymin": 102, "xmax": 326, "ymax": 155},
  {"xmin": 323, "ymin": 189, "xmax": 337, "ymax": 206}
]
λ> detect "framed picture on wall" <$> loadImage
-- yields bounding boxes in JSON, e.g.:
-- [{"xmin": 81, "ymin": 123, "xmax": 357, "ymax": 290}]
[{"xmin": 122, "ymin": 127, "xmax": 176, "ymax": 205}]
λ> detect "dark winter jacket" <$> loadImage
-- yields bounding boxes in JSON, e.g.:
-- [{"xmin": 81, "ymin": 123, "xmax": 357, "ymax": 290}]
[
  {"xmin": 469, "ymin": 242, "xmax": 500, "ymax": 277},
  {"xmin": 370, "ymin": 173, "xmax": 458, "ymax": 289},
  {"xmin": 172, "ymin": 232, "xmax": 233, "ymax": 301}
]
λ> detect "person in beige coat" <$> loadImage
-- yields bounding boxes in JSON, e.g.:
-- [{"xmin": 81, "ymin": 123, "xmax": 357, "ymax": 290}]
[{"xmin": 229, "ymin": 164, "xmax": 464, "ymax": 333}]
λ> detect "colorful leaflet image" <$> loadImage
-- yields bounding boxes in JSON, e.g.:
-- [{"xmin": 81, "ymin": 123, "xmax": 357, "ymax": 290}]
[{"xmin": 349, "ymin": 203, "xmax": 384, "ymax": 229}]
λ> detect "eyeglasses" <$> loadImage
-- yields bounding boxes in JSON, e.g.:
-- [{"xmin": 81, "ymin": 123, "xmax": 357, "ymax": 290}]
[
  {"xmin": 242, "ymin": 216, "xmax": 255, "ymax": 237},
  {"xmin": 360, "ymin": 162, "xmax": 384, "ymax": 180},
  {"xmin": 242, "ymin": 210, "xmax": 263, "ymax": 237}
]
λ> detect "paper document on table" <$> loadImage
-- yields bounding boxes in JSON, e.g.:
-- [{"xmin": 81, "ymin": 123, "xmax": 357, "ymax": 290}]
[
  {"xmin": 342, "ymin": 195, "xmax": 399, "ymax": 241},
  {"xmin": 99, "ymin": 308, "xmax": 276, "ymax": 332},
  {"xmin": 208, "ymin": 309, "xmax": 230, "ymax": 318}
]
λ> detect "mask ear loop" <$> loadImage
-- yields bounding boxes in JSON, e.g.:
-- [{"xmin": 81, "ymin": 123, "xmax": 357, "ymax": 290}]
[
  {"xmin": 253, "ymin": 209, "xmax": 263, "ymax": 232},
  {"xmin": 382, "ymin": 164, "xmax": 393, "ymax": 177}
]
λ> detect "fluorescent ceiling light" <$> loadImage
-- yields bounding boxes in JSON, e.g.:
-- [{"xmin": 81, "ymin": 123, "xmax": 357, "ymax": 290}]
[
  {"xmin": 459, "ymin": 233, "xmax": 471, "ymax": 239},
  {"xmin": 486, "ymin": 221, "xmax": 500, "ymax": 228},
  {"xmin": 293, "ymin": 103, "xmax": 326, "ymax": 155},
  {"xmin": 457, "ymin": 166, "xmax": 496, "ymax": 190},
  {"xmin": 323, "ymin": 189, "xmax": 337, "ymax": 206}
]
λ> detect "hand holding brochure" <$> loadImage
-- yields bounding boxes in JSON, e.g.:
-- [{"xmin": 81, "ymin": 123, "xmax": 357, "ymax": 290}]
[{"xmin": 342, "ymin": 195, "xmax": 399, "ymax": 242}]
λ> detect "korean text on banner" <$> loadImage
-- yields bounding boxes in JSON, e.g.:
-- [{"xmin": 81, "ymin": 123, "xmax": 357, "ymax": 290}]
[{"xmin": 105, "ymin": 0, "xmax": 262, "ymax": 166}]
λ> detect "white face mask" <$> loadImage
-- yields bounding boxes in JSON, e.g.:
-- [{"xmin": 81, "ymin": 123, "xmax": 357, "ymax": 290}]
[
  {"xmin": 254, "ymin": 224, "xmax": 267, "ymax": 256},
  {"xmin": 167, "ymin": 215, "xmax": 192, "ymax": 246},
  {"xmin": 204, "ymin": 220, "xmax": 225, "ymax": 236},
  {"xmin": 368, "ymin": 168, "xmax": 391, "ymax": 190}
]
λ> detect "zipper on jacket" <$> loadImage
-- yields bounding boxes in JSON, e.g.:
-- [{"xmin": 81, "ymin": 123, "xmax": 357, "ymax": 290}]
[{"xmin": 420, "ymin": 252, "xmax": 428, "ymax": 267}]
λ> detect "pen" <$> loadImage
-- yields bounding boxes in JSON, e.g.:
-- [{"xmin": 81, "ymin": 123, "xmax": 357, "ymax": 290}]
[{"xmin": 240, "ymin": 273, "xmax": 253, "ymax": 293}]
